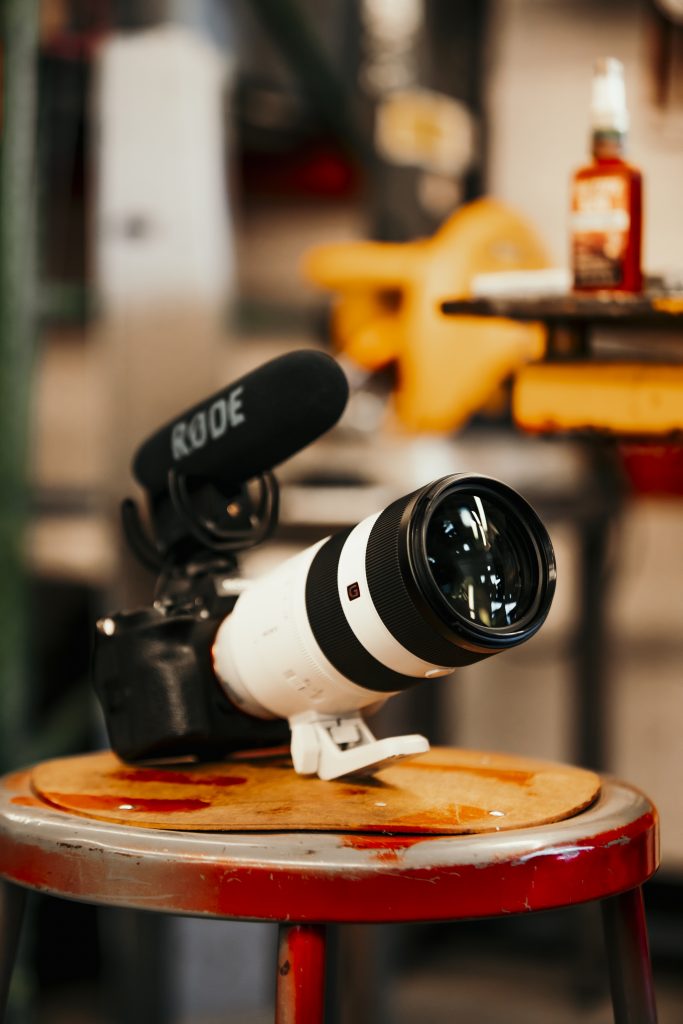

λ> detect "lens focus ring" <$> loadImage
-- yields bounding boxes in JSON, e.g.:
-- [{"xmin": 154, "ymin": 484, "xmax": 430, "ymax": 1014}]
[{"xmin": 305, "ymin": 530, "xmax": 423, "ymax": 693}]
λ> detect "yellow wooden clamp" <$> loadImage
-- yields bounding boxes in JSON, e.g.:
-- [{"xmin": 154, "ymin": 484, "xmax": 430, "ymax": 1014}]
[{"xmin": 304, "ymin": 198, "xmax": 549, "ymax": 432}]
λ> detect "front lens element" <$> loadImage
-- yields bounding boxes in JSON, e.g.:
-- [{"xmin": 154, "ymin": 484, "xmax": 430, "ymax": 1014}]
[{"xmin": 424, "ymin": 491, "xmax": 535, "ymax": 628}]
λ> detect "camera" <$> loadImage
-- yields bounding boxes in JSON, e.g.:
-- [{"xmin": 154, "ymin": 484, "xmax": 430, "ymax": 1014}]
[{"xmin": 93, "ymin": 351, "xmax": 556, "ymax": 780}]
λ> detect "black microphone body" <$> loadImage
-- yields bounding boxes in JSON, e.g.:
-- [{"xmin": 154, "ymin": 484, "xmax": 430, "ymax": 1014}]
[{"xmin": 133, "ymin": 350, "xmax": 350, "ymax": 499}]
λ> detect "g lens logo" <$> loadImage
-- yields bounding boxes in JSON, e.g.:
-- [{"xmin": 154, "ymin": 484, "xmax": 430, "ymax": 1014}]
[{"xmin": 171, "ymin": 386, "xmax": 245, "ymax": 460}]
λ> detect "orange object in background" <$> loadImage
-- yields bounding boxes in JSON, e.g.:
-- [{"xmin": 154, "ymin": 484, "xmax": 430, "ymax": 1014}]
[
  {"xmin": 304, "ymin": 198, "xmax": 549, "ymax": 433},
  {"xmin": 513, "ymin": 363, "xmax": 683, "ymax": 438},
  {"xmin": 570, "ymin": 58, "xmax": 643, "ymax": 293}
]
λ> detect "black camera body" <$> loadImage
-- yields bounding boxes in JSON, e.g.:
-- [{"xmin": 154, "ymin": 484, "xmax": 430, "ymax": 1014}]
[{"xmin": 93, "ymin": 587, "xmax": 289, "ymax": 765}]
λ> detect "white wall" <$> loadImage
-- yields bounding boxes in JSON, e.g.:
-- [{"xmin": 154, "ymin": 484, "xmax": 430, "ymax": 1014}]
[
  {"xmin": 97, "ymin": 23, "xmax": 232, "ymax": 309},
  {"xmin": 487, "ymin": 0, "xmax": 683, "ymax": 276}
]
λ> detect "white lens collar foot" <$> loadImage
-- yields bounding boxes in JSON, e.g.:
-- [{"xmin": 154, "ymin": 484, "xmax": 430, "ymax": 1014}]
[{"xmin": 289, "ymin": 711, "xmax": 429, "ymax": 781}]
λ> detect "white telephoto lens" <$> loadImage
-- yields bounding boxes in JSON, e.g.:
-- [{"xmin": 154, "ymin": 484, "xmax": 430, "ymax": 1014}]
[{"xmin": 212, "ymin": 474, "xmax": 556, "ymax": 726}]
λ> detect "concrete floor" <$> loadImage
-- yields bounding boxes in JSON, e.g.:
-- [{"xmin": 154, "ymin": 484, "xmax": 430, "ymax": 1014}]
[
  {"xmin": 35, "ymin": 971, "xmax": 683, "ymax": 1024},
  {"xmin": 34, "ymin": 938, "xmax": 683, "ymax": 1024}
]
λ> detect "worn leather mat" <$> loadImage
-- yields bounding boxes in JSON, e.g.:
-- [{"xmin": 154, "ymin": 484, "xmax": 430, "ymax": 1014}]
[{"xmin": 31, "ymin": 747, "xmax": 601, "ymax": 834}]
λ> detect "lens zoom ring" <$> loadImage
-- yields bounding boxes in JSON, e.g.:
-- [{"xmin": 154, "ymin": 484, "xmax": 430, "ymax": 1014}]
[
  {"xmin": 366, "ymin": 494, "xmax": 484, "ymax": 668},
  {"xmin": 305, "ymin": 531, "xmax": 420, "ymax": 694}
]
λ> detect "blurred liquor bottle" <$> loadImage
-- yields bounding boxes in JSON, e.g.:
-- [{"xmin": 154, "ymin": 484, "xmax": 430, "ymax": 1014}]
[{"xmin": 570, "ymin": 57, "xmax": 643, "ymax": 293}]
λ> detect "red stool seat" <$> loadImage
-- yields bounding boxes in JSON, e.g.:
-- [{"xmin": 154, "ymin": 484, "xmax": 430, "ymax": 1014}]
[{"xmin": 0, "ymin": 758, "xmax": 659, "ymax": 1022}]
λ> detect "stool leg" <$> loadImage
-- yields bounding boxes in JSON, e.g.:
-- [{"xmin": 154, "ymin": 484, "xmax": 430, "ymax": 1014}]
[
  {"xmin": 276, "ymin": 923, "xmax": 326, "ymax": 1024},
  {"xmin": 601, "ymin": 886, "xmax": 658, "ymax": 1024},
  {"xmin": 0, "ymin": 881, "xmax": 26, "ymax": 1022}
]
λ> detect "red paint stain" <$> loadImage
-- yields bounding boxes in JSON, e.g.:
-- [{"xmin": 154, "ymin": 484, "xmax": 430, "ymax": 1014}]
[
  {"xmin": 342, "ymin": 835, "xmax": 425, "ymax": 850},
  {"xmin": 342, "ymin": 787, "xmax": 368, "ymax": 796},
  {"xmin": 11, "ymin": 796, "xmax": 44, "ymax": 808},
  {"xmin": 342, "ymin": 835, "xmax": 425, "ymax": 861},
  {"xmin": 45, "ymin": 793, "xmax": 211, "ymax": 814},
  {"xmin": 393, "ymin": 805, "xmax": 487, "ymax": 831},
  {"xmin": 408, "ymin": 762, "xmax": 535, "ymax": 786},
  {"xmin": 5, "ymin": 770, "xmax": 33, "ymax": 792},
  {"xmin": 109, "ymin": 768, "xmax": 247, "ymax": 787},
  {"xmin": 374, "ymin": 850, "xmax": 402, "ymax": 863}
]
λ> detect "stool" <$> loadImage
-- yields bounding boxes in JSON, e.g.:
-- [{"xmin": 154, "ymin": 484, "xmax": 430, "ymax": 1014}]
[{"xmin": 0, "ymin": 756, "xmax": 659, "ymax": 1023}]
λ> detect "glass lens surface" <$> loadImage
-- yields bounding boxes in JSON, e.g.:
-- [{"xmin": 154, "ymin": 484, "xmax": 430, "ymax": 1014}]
[{"xmin": 425, "ymin": 491, "xmax": 534, "ymax": 628}]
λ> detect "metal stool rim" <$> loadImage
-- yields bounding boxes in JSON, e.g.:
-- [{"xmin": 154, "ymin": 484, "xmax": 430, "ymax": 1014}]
[{"xmin": 0, "ymin": 766, "xmax": 658, "ymax": 923}]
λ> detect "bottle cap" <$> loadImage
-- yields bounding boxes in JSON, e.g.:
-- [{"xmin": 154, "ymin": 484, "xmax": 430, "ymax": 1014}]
[{"xmin": 590, "ymin": 57, "xmax": 629, "ymax": 132}]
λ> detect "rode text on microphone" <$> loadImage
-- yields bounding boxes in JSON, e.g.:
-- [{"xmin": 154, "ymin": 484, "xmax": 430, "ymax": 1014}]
[
  {"xmin": 94, "ymin": 351, "xmax": 557, "ymax": 781},
  {"xmin": 170, "ymin": 386, "xmax": 246, "ymax": 461}
]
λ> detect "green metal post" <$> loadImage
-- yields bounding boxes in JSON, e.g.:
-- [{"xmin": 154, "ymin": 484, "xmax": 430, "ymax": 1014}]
[{"xmin": 0, "ymin": 0, "xmax": 39, "ymax": 772}]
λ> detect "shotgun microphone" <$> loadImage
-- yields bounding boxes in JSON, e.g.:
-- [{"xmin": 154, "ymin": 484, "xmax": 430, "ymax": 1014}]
[
  {"xmin": 133, "ymin": 349, "xmax": 350, "ymax": 498},
  {"xmin": 125, "ymin": 350, "xmax": 350, "ymax": 564}
]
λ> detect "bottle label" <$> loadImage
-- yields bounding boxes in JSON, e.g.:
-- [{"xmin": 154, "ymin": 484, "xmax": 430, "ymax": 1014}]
[{"xmin": 571, "ymin": 176, "xmax": 630, "ymax": 287}]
